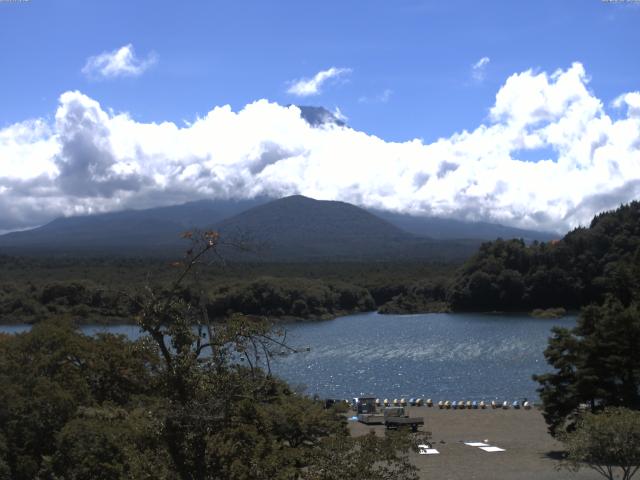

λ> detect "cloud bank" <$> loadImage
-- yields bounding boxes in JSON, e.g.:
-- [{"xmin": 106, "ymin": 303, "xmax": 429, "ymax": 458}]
[
  {"xmin": 82, "ymin": 44, "xmax": 157, "ymax": 79},
  {"xmin": 287, "ymin": 67, "xmax": 351, "ymax": 96},
  {"xmin": 1, "ymin": 62, "xmax": 639, "ymax": 234}
]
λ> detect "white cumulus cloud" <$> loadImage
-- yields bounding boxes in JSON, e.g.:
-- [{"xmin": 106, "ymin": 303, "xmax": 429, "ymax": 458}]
[
  {"xmin": 82, "ymin": 44, "xmax": 157, "ymax": 79},
  {"xmin": 612, "ymin": 91, "xmax": 640, "ymax": 118},
  {"xmin": 287, "ymin": 67, "xmax": 351, "ymax": 96},
  {"xmin": 0, "ymin": 62, "xmax": 639, "ymax": 234}
]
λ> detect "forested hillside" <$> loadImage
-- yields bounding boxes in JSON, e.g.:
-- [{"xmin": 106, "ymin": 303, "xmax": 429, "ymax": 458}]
[{"xmin": 447, "ymin": 202, "xmax": 640, "ymax": 311}]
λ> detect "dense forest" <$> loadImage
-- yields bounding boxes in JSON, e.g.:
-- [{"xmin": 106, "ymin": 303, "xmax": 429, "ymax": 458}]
[
  {"xmin": 447, "ymin": 202, "xmax": 640, "ymax": 312},
  {"xmin": 0, "ymin": 256, "xmax": 455, "ymax": 324}
]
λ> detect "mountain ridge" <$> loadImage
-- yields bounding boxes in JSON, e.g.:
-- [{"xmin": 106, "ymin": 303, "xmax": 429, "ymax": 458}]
[
  {"xmin": 214, "ymin": 195, "xmax": 424, "ymax": 261},
  {"xmin": 0, "ymin": 195, "xmax": 556, "ymax": 260},
  {"xmin": 370, "ymin": 209, "xmax": 556, "ymax": 242}
]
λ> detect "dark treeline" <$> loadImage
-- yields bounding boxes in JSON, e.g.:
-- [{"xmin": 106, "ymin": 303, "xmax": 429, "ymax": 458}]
[
  {"xmin": 206, "ymin": 278, "xmax": 375, "ymax": 320},
  {"xmin": 0, "ymin": 257, "xmax": 457, "ymax": 324},
  {"xmin": 448, "ymin": 202, "xmax": 640, "ymax": 311}
]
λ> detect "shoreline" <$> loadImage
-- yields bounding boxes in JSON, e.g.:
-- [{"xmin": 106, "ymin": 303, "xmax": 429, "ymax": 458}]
[
  {"xmin": 0, "ymin": 308, "xmax": 371, "ymax": 327},
  {"xmin": 0, "ymin": 307, "xmax": 578, "ymax": 326}
]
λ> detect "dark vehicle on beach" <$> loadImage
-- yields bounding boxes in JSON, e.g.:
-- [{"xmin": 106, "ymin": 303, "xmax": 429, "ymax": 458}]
[
  {"xmin": 383, "ymin": 407, "xmax": 424, "ymax": 432},
  {"xmin": 355, "ymin": 398, "xmax": 424, "ymax": 432}
]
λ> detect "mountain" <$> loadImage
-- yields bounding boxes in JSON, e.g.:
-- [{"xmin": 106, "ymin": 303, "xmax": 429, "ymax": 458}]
[
  {"xmin": 0, "ymin": 194, "xmax": 554, "ymax": 260},
  {"xmin": 214, "ymin": 195, "xmax": 410, "ymax": 260},
  {"xmin": 369, "ymin": 209, "xmax": 557, "ymax": 243},
  {"xmin": 0, "ymin": 198, "xmax": 268, "ymax": 254},
  {"xmin": 296, "ymin": 106, "xmax": 346, "ymax": 127}
]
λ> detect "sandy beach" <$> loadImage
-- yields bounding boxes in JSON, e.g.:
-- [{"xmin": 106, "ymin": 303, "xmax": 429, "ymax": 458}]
[{"xmin": 348, "ymin": 406, "xmax": 603, "ymax": 480}]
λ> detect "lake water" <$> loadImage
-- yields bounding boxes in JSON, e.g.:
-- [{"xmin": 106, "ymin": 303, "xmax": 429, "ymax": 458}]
[{"xmin": 1, "ymin": 312, "xmax": 576, "ymax": 402}]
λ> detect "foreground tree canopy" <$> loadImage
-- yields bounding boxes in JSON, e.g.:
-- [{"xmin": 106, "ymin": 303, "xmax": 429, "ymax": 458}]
[
  {"xmin": 560, "ymin": 407, "xmax": 640, "ymax": 480},
  {"xmin": 0, "ymin": 232, "xmax": 424, "ymax": 480},
  {"xmin": 533, "ymin": 298, "xmax": 640, "ymax": 436}
]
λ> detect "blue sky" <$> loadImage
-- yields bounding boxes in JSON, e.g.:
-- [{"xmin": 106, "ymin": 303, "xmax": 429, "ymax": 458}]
[
  {"xmin": 0, "ymin": 0, "xmax": 639, "ymax": 233},
  {"xmin": 2, "ymin": 0, "xmax": 638, "ymax": 141}
]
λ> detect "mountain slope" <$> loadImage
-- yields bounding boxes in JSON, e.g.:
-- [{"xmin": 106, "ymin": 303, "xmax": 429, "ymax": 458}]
[
  {"xmin": 214, "ymin": 195, "xmax": 478, "ymax": 261},
  {"xmin": 215, "ymin": 195, "xmax": 408, "ymax": 259},
  {"xmin": 296, "ymin": 106, "xmax": 346, "ymax": 127},
  {"xmin": 0, "ymin": 194, "xmax": 554, "ymax": 260},
  {"xmin": 370, "ymin": 209, "xmax": 557, "ymax": 242},
  {"xmin": 0, "ymin": 198, "xmax": 269, "ymax": 253}
]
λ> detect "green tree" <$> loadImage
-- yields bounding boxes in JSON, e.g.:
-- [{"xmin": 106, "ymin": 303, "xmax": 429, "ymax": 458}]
[
  {"xmin": 45, "ymin": 405, "xmax": 174, "ymax": 480},
  {"xmin": 0, "ymin": 433, "xmax": 10, "ymax": 480},
  {"xmin": 0, "ymin": 320, "xmax": 160, "ymax": 479},
  {"xmin": 131, "ymin": 230, "xmax": 422, "ymax": 480},
  {"xmin": 448, "ymin": 202, "xmax": 640, "ymax": 312},
  {"xmin": 534, "ymin": 298, "xmax": 640, "ymax": 436},
  {"xmin": 304, "ymin": 430, "xmax": 420, "ymax": 480},
  {"xmin": 560, "ymin": 407, "xmax": 640, "ymax": 480}
]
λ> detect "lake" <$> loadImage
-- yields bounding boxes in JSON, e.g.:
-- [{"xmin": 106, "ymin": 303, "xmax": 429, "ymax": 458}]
[{"xmin": 0, "ymin": 311, "xmax": 576, "ymax": 402}]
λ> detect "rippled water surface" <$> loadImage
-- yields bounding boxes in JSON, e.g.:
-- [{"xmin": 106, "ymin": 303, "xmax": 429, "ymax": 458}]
[
  {"xmin": 1, "ymin": 312, "xmax": 576, "ymax": 401},
  {"xmin": 268, "ymin": 312, "xmax": 576, "ymax": 401}
]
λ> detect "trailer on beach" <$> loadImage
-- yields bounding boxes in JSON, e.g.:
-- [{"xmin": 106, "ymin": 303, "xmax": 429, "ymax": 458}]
[
  {"xmin": 383, "ymin": 406, "xmax": 424, "ymax": 432},
  {"xmin": 355, "ymin": 399, "xmax": 424, "ymax": 432}
]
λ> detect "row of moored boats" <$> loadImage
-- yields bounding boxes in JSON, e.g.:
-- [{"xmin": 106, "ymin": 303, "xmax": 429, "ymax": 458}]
[{"xmin": 373, "ymin": 398, "xmax": 532, "ymax": 409}]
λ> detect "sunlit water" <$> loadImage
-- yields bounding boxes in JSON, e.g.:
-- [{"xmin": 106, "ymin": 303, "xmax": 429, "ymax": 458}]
[
  {"xmin": 1, "ymin": 311, "xmax": 576, "ymax": 401},
  {"xmin": 270, "ymin": 312, "xmax": 576, "ymax": 401}
]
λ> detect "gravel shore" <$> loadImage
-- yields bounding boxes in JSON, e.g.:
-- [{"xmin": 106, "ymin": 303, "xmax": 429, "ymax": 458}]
[{"xmin": 348, "ymin": 406, "xmax": 602, "ymax": 480}]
